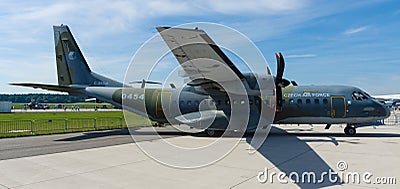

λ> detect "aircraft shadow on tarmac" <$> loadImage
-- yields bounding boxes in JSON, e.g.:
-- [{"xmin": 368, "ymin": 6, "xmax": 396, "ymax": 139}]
[
  {"xmin": 54, "ymin": 127, "xmax": 190, "ymax": 142},
  {"xmin": 55, "ymin": 126, "xmax": 400, "ymax": 188},
  {"xmin": 56, "ymin": 126, "xmax": 400, "ymax": 141},
  {"xmin": 243, "ymin": 126, "xmax": 400, "ymax": 188},
  {"xmin": 55, "ymin": 129, "xmax": 133, "ymax": 141},
  {"xmin": 244, "ymin": 127, "xmax": 342, "ymax": 188}
]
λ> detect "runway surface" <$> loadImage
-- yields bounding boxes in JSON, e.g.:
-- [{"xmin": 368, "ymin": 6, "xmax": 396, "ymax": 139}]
[{"xmin": 0, "ymin": 124, "xmax": 399, "ymax": 188}]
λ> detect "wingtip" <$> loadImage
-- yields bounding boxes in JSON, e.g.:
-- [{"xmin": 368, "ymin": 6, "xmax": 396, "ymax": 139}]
[
  {"xmin": 9, "ymin": 82, "xmax": 21, "ymax": 86},
  {"xmin": 156, "ymin": 26, "xmax": 171, "ymax": 32}
]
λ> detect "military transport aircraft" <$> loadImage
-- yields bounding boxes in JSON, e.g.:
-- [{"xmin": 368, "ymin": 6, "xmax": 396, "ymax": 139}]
[{"xmin": 11, "ymin": 25, "xmax": 390, "ymax": 136}]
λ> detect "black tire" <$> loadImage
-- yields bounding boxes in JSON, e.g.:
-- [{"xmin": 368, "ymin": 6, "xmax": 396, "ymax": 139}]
[
  {"xmin": 204, "ymin": 129, "xmax": 223, "ymax": 137},
  {"xmin": 344, "ymin": 126, "xmax": 356, "ymax": 136},
  {"xmin": 205, "ymin": 129, "xmax": 215, "ymax": 137}
]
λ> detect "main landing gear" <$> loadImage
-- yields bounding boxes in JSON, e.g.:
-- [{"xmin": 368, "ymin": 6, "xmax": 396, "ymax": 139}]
[
  {"xmin": 152, "ymin": 122, "xmax": 164, "ymax": 127},
  {"xmin": 344, "ymin": 124, "xmax": 356, "ymax": 136},
  {"xmin": 204, "ymin": 129, "xmax": 223, "ymax": 137}
]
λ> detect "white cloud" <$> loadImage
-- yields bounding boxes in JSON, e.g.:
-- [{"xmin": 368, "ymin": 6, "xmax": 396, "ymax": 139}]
[
  {"xmin": 203, "ymin": 0, "xmax": 307, "ymax": 15},
  {"xmin": 343, "ymin": 26, "xmax": 369, "ymax": 35},
  {"xmin": 0, "ymin": 0, "xmax": 392, "ymax": 93}
]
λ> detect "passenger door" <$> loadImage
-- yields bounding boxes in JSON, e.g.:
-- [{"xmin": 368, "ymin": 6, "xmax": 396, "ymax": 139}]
[{"xmin": 331, "ymin": 96, "xmax": 346, "ymax": 118}]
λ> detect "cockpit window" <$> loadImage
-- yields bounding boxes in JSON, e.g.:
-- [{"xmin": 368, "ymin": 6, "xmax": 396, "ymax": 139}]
[
  {"xmin": 352, "ymin": 91, "xmax": 369, "ymax": 101},
  {"xmin": 363, "ymin": 92, "xmax": 371, "ymax": 98}
]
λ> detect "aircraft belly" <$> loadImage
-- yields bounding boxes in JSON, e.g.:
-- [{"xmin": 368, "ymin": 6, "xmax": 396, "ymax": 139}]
[{"xmin": 275, "ymin": 116, "xmax": 385, "ymax": 124}]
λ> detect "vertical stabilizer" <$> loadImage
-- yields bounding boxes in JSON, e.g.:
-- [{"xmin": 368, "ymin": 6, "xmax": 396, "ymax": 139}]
[{"xmin": 53, "ymin": 25, "xmax": 123, "ymax": 87}]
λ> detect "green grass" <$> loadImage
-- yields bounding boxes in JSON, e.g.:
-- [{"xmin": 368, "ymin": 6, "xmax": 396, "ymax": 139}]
[
  {"xmin": 0, "ymin": 111, "xmax": 152, "ymax": 138},
  {"xmin": 0, "ymin": 111, "xmax": 124, "ymax": 120}
]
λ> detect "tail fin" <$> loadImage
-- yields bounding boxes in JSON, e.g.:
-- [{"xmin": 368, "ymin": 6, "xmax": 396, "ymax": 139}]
[{"xmin": 53, "ymin": 25, "xmax": 123, "ymax": 87}]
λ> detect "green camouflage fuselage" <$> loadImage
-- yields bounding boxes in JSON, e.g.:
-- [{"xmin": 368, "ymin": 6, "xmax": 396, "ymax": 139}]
[{"xmin": 85, "ymin": 84, "xmax": 390, "ymax": 130}]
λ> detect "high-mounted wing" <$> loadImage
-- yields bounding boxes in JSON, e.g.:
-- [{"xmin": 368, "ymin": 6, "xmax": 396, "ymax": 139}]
[{"xmin": 157, "ymin": 27, "xmax": 245, "ymax": 93}]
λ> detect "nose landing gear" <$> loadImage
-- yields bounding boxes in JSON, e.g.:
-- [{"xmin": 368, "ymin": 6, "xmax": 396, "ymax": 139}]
[{"xmin": 344, "ymin": 124, "xmax": 356, "ymax": 136}]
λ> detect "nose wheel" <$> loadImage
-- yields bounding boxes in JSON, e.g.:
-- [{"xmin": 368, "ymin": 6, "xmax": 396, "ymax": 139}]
[{"xmin": 344, "ymin": 125, "xmax": 356, "ymax": 136}]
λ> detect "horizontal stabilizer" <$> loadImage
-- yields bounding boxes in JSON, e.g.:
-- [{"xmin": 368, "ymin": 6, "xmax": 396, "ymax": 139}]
[{"xmin": 10, "ymin": 83, "xmax": 84, "ymax": 93}]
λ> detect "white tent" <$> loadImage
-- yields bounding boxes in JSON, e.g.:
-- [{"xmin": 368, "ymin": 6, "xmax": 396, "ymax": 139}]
[{"xmin": 0, "ymin": 101, "xmax": 12, "ymax": 113}]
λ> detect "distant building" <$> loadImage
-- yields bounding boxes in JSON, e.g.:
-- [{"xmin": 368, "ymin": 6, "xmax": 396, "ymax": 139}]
[{"xmin": 0, "ymin": 101, "xmax": 12, "ymax": 113}]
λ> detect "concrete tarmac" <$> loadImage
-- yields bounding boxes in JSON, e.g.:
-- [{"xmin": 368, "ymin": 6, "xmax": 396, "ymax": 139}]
[{"xmin": 0, "ymin": 124, "xmax": 399, "ymax": 188}]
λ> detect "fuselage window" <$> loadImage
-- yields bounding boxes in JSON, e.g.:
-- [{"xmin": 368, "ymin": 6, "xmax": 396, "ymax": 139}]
[
  {"xmin": 289, "ymin": 99, "xmax": 294, "ymax": 104},
  {"xmin": 194, "ymin": 100, "xmax": 199, "ymax": 106},
  {"xmin": 323, "ymin": 99, "xmax": 328, "ymax": 104},
  {"xmin": 187, "ymin": 100, "xmax": 192, "ymax": 106},
  {"xmin": 306, "ymin": 99, "xmax": 311, "ymax": 104},
  {"xmin": 314, "ymin": 99, "xmax": 319, "ymax": 104},
  {"xmin": 179, "ymin": 100, "xmax": 184, "ymax": 106},
  {"xmin": 240, "ymin": 100, "xmax": 245, "ymax": 104},
  {"xmin": 297, "ymin": 99, "xmax": 302, "ymax": 104}
]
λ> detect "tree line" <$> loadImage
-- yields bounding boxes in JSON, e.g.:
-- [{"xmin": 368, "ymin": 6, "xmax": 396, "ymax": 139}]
[{"xmin": 0, "ymin": 94, "xmax": 85, "ymax": 103}]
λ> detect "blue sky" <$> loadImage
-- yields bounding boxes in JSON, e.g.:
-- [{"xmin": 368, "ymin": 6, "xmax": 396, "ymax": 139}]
[{"xmin": 0, "ymin": 0, "xmax": 399, "ymax": 95}]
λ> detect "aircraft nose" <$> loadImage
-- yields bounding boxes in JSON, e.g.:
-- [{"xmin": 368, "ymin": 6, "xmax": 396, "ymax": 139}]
[{"xmin": 381, "ymin": 104, "xmax": 391, "ymax": 119}]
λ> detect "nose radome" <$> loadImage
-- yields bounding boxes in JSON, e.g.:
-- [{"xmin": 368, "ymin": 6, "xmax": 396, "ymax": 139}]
[
  {"xmin": 384, "ymin": 106, "xmax": 391, "ymax": 118},
  {"xmin": 380, "ymin": 104, "xmax": 391, "ymax": 119}
]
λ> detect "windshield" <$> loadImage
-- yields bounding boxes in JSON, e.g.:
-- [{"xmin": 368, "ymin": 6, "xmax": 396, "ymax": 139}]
[{"xmin": 352, "ymin": 91, "xmax": 369, "ymax": 101}]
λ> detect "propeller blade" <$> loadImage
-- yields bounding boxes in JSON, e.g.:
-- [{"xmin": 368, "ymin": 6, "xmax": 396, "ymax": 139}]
[
  {"xmin": 279, "ymin": 52, "xmax": 285, "ymax": 75},
  {"xmin": 276, "ymin": 52, "xmax": 290, "ymax": 87},
  {"xmin": 276, "ymin": 85, "xmax": 282, "ymax": 111},
  {"xmin": 275, "ymin": 52, "xmax": 285, "ymax": 111},
  {"xmin": 275, "ymin": 53, "xmax": 283, "ymax": 83}
]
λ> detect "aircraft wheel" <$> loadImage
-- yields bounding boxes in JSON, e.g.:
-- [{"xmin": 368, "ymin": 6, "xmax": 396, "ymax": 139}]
[
  {"xmin": 205, "ymin": 129, "xmax": 215, "ymax": 137},
  {"xmin": 152, "ymin": 122, "xmax": 162, "ymax": 127},
  {"xmin": 204, "ymin": 129, "xmax": 222, "ymax": 137},
  {"xmin": 344, "ymin": 126, "xmax": 356, "ymax": 136}
]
